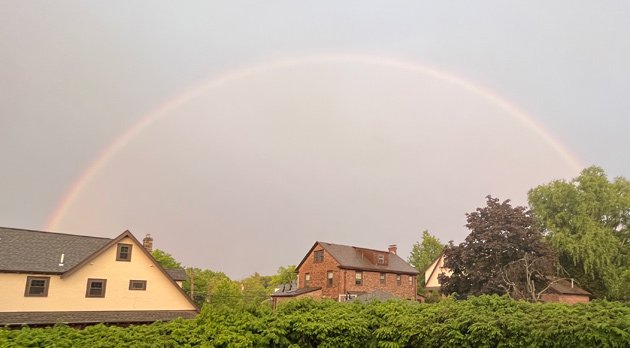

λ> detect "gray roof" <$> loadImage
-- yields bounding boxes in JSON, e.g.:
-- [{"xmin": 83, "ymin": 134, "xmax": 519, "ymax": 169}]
[
  {"xmin": 316, "ymin": 242, "xmax": 419, "ymax": 274},
  {"xmin": 0, "ymin": 227, "xmax": 111, "ymax": 273},
  {"xmin": 548, "ymin": 278, "xmax": 591, "ymax": 296},
  {"xmin": 0, "ymin": 310, "xmax": 198, "ymax": 326},
  {"xmin": 165, "ymin": 268, "xmax": 188, "ymax": 281},
  {"xmin": 271, "ymin": 285, "xmax": 321, "ymax": 298}
]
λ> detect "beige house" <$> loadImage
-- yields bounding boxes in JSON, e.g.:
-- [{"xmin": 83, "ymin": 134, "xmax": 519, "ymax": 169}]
[
  {"xmin": 424, "ymin": 253, "xmax": 451, "ymax": 292},
  {"xmin": 0, "ymin": 227, "xmax": 198, "ymax": 326}
]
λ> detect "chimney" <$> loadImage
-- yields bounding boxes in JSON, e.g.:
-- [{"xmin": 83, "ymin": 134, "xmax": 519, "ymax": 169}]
[
  {"xmin": 143, "ymin": 234, "xmax": 154, "ymax": 253},
  {"xmin": 388, "ymin": 244, "xmax": 397, "ymax": 255}
]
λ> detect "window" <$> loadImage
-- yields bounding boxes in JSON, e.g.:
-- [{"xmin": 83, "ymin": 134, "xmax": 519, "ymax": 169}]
[
  {"xmin": 129, "ymin": 280, "xmax": 147, "ymax": 290},
  {"xmin": 25, "ymin": 276, "xmax": 50, "ymax": 297},
  {"xmin": 117, "ymin": 243, "xmax": 132, "ymax": 261},
  {"xmin": 409, "ymin": 276, "xmax": 413, "ymax": 286},
  {"xmin": 380, "ymin": 273, "xmax": 386, "ymax": 285},
  {"xmin": 378, "ymin": 254, "xmax": 385, "ymax": 264},
  {"xmin": 355, "ymin": 271, "xmax": 363, "ymax": 286},
  {"xmin": 396, "ymin": 275, "xmax": 401, "ymax": 286},
  {"xmin": 86, "ymin": 279, "xmax": 107, "ymax": 297},
  {"xmin": 305, "ymin": 273, "xmax": 311, "ymax": 287},
  {"xmin": 327, "ymin": 271, "xmax": 334, "ymax": 287},
  {"xmin": 314, "ymin": 250, "xmax": 324, "ymax": 263}
]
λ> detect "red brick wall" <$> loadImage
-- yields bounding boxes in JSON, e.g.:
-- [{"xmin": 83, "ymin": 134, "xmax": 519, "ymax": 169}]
[
  {"xmin": 298, "ymin": 245, "xmax": 343, "ymax": 299},
  {"xmin": 342, "ymin": 270, "xmax": 416, "ymax": 300},
  {"xmin": 541, "ymin": 293, "xmax": 589, "ymax": 304},
  {"xmin": 298, "ymin": 243, "xmax": 417, "ymax": 301}
]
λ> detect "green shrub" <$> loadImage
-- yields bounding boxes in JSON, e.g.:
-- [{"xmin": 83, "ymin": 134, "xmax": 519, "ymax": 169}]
[{"xmin": 1, "ymin": 296, "xmax": 628, "ymax": 347}]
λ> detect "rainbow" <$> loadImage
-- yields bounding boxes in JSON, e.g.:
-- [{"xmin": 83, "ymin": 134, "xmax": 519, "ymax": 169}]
[{"xmin": 45, "ymin": 54, "xmax": 584, "ymax": 231}]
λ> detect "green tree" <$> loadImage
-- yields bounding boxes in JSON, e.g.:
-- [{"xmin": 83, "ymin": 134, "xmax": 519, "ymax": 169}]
[
  {"xmin": 151, "ymin": 249, "xmax": 182, "ymax": 268},
  {"xmin": 271, "ymin": 265, "xmax": 297, "ymax": 286},
  {"xmin": 528, "ymin": 166, "xmax": 630, "ymax": 300},
  {"xmin": 240, "ymin": 272, "xmax": 271, "ymax": 307},
  {"xmin": 440, "ymin": 196, "xmax": 556, "ymax": 300},
  {"xmin": 407, "ymin": 230, "xmax": 443, "ymax": 291},
  {"xmin": 208, "ymin": 277, "xmax": 243, "ymax": 308},
  {"xmin": 184, "ymin": 268, "xmax": 232, "ymax": 307}
]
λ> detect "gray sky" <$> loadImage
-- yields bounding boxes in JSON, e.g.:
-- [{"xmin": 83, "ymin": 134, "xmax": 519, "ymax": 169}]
[{"xmin": 1, "ymin": 1, "xmax": 629, "ymax": 279}]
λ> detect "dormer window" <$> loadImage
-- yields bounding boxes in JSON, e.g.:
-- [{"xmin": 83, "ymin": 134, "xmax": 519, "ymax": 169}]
[
  {"xmin": 377, "ymin": 254, "xmax": 385, "ymax": 264},
  {"xmin": 117, "ymin": 243, "xmax": 132, "ymax": 261},
  {"xmin": 314, "ymin": 250, "xmax": 324, "ymax": 263}
]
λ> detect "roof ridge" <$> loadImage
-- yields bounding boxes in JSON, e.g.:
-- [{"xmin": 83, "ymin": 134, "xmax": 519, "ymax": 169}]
[
  {"xmin": 318, "ymin": 241, "xmax": 391, "ymax": 254},
  {"xmin": 0, "ymin": 226, "xmax": 112, "ymax": 240}
]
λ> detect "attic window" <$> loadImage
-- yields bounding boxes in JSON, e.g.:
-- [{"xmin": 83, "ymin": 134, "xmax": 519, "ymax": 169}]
[
  {"xmin": 314, "ymin": 250, "xmax": 324, "ymax": 263},
  {"xmin": 117, "ymin": 243, "xmax": 132, "ymax": 261},
  {"xmin": 25, "ymin": 276, "xmax": 50, "ymax": 297},
  {"xmin": 86, "ymin": 278, "xmax": 107, "ymax": 298},
  {"xmin": 129, "ymin": 280, "xmax": 147, "ymax": 290},
  {"xmin": 377, "ymin": 254, "xmax": 385, "ymax": 264}
]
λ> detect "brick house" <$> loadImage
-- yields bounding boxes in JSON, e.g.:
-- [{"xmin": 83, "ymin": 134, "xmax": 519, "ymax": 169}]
[
  {"xmin": 0, "ymin": 227, "xmax": 198, "ymax": 327},
  {"xmin": 273, "ymin": 241, "xmax": 419, "ymax": 306}
]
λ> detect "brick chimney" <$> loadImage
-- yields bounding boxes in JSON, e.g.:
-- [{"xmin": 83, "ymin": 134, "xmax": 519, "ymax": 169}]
[
  {"xmin": 143, "ymin": 234, "xmax": 154, "ymax": 253},
  {"xmin": 388, "ymin": 244, "xmax": 397, "ymax": 255}
]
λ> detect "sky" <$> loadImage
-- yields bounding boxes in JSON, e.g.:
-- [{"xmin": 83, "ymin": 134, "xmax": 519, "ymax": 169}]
[{"xmin": 1, "ymin": 1, "xmax": 629, "ymax": 279}]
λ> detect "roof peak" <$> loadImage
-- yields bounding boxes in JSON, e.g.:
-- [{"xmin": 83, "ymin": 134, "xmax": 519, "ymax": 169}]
[{"xmin": 317, "ymin": 241, "xmax": 392, "ymax": 254}]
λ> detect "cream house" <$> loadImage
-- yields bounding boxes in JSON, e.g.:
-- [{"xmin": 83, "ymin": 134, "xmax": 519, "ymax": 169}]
[
  {"xmin": 0, "ymin": 227, "xmax": 198, "ymax": 326},
  {"xmin": 424, "ymin": 253, "xmax": 451, "ymax": 291}
]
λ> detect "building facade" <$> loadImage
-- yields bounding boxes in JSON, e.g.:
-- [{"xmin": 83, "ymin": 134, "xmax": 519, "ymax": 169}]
[
  {"xmin": 274, "ymin": 241, "xmax": 419, "ymax": 304},
  {"xmin": 0, "ymin": 227, "xmax": 198, "ymax": 326}
]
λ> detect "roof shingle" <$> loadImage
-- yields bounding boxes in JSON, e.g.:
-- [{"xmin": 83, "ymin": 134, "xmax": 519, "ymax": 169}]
[
  {"xmin": 315, "ymin": 242, "xmax": 419, "ymax": 274},
  {"xmin": 0, "ymin": 310, "xmax": 198, "ymax": 326},
  {"xmin": 0, "ymin": 227, "xmax": 110, "ymax": 273}
]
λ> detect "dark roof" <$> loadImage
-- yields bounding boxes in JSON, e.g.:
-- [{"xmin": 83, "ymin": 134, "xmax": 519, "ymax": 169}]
[
  {"xmin": 298, "ymin": 241, "xmax": 419, "ymax": 275},
  {"xmin": 0, "ymin": 227, "xmax": 111, "ymax": 273},
  {"xmin": 271, "ymin": 285, "xmax": 321, "ymax": 298},
  {"xmin": 548, "ymin": 278, "xmax": 591, "ymax": 296},
  {"xmin": 165, "ymin": 268, "xmax": 188, "ymax": 281},
  {"xmin": 0, "ymin": 310, "xmax": 198, "ymax": 327},
  {"xmin": 0, "ymin": 227, "xmax": 200, "ymax": 312}
]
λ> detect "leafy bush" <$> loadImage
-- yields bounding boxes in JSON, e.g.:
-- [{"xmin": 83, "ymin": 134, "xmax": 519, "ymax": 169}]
[{"xmin": 2, "ymin": 296, "xmax": 629, "ymax": 347}]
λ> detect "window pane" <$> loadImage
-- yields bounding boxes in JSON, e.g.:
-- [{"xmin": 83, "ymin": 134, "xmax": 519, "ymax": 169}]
[
  {"xmin": 25, "ymin": 277, "xmax": 49, "ymax": 297},
  {"xmin": 31, "ymin": 280, "xmax": 45, "ymax": 287},
  {"xmin": 87, "ymin": 279, "xmax": 106, "ymax": 297},
  {"xmin": 130, "ymin": 280, "xmax": 147, "ymax": 290},
  {"xmin": 29, "ymin": 286, "xmax": 45, "ymax": 295}
]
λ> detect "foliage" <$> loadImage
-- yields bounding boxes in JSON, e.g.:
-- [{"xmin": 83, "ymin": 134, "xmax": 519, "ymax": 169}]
[
  {"xmin": 240, "ymin": 273, "xmax": 273, "ymax": 308},
  {"xmin": 184, "ymin": 268, "xmax": 232, "ymax": 307},
  {"xmin": 2, "ymin": 296, "xmax": 629, "ymax": 347},
  {"xmin": 528, "ymin": 166, "xmax": 630, "ymax": 300},
  {"xmin": 271, "ymin": 265, "xmax": 297, "ymax": 287},
  {"xmin": 408, "ymin": 230, "xmax": 444, "ymax": 292},
  {"xmin": 440, "ymin": 196, "xmax": 556, "ymax": 300},
  {"xmin": 151, "ymin": 249, "xmax": 182, "ymax": 269}
]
